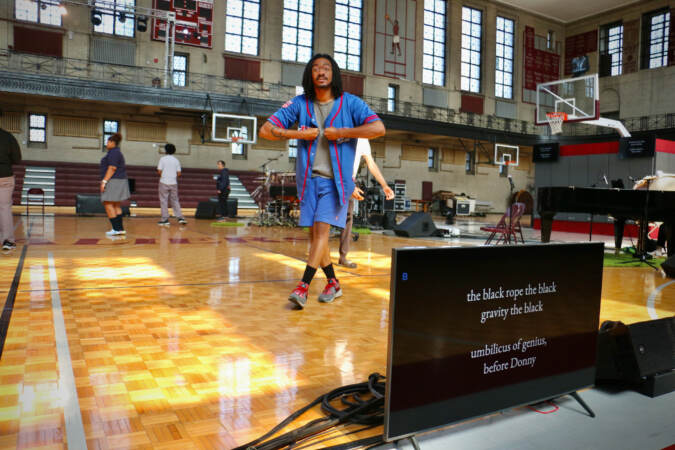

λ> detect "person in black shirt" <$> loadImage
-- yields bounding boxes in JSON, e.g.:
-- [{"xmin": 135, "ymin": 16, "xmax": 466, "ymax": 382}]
[
  {"xmin": 216, "ymin": 160, "xmax": 230, "ymax": 218},
  {"xmin": 100, "ymin": 133, "xmax": 130, "ymax": 236},
  {"xmin": 0, "ymin": 119, "xmax": 22, "ymax": 250}
]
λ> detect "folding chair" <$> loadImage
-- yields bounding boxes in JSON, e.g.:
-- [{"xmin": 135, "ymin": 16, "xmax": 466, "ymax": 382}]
[
  {"xmin": 480, "ymin": 202, "xmax": 526, "ymax": 245},
  {"xmin": 26, "ymin": 187, "xmax": 45, "ymax": 216}
]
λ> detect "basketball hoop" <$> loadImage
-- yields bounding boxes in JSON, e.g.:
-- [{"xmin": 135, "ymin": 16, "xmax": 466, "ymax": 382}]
[{"xmin": 546, "ymin": 112, "xmax": 567, "ymax": 135}]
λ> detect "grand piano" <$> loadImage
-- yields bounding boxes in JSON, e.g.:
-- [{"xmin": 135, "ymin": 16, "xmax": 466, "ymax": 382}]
[{"xmin": 537, "ymin": 186, "xmax": 675, "ymax": 256}]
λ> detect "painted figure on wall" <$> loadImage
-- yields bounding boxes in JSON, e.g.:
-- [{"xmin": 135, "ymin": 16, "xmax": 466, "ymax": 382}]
[{"xmin": 385, "ymin": 14, "xmax": 401, "ymax": 56}]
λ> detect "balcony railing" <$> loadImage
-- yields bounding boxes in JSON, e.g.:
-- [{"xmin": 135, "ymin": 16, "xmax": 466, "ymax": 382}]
[{"xmin": 1, "ymin": 50, "xmax": 672, "ymax": 138}]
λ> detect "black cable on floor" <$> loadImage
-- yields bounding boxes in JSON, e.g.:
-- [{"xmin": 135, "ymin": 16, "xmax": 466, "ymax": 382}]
[{"xmin": 233, "ymin": 373, "xmax": 386, "ymax": 450}]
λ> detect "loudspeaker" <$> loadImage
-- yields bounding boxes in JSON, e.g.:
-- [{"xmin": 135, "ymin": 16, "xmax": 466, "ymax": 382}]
[
  {"xmin": 195, "ymin": 201, "xmax": 217, "ymax": 219},
  {"xmin": 597, "ymin": 318, "xmax": 675, "ymax": 396},
  {"xmin": 393, "ymin": 212, "xmax": 438, "ymax": 237},
  {"xmin": 76, "ymin": 194, "xmax": 106, "ymax": 215},
  {"xmin": 226, "ymin": 198, "xmax": 238, "ymax": 218},
  {"xmin": 661, "ymin": 255, "xmax": 675, "ymax": 278},
  {"xmin": 383, "ymin": 211, "xmax": 397, "ymax": 230}
]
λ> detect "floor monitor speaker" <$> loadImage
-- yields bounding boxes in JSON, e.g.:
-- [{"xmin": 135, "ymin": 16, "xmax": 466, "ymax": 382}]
[
  {"xmin": 393, "ymin": 212, "xmax": 438, "ymax": 237},
  {"xmin": 195, "ymin": 201, "xmax": 217, "ymax": 219},
  {"xmin": 596, "ymin": 318, "xmax": 675, "ymax": 396}
]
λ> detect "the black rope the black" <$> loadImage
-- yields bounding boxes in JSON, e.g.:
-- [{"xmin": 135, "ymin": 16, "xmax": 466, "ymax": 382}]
[{"xmin": 233, "ymin": 373, "xmax": 386, "ymax": 450}]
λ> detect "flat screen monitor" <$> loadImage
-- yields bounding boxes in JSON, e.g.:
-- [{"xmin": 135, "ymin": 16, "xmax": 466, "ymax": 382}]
[
  {"xmin": 619, "ymin": 136, "xmax": 655, "ymax": 159},
  {"xmin": 385, "ymin": 243, "xmax": 604, "ymax": 441},
  {"xmin": 533, "ymin": 142, "xmax": 559, "ymax": 162}
]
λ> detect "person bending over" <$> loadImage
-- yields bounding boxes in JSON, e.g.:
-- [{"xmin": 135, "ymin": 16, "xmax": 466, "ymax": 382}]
[
  {"xmin": 260, "ymin": 53, "xmax": 385, "ymax": 309},
  {"xmin": 339, "ymin": 138, "xmax": 394, "ymax": 268}
]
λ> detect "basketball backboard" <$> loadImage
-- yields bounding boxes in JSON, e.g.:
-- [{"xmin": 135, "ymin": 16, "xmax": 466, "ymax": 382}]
[
  {"xmin": 495, "ymin": 144, "xmax": 519, "ymax": 166},
  {"xmin": 211, "ymin": 114, "xmax": 257, "ymax": 144},
  {"xmin": 535, "ymin": 74, "xmax": 599, "ymax": 125}
]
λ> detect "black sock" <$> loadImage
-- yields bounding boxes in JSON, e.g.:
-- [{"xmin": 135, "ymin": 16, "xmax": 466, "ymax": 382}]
[
  {"xmin": 109, "ymin": 218, "xmax": 116, "ymax": 230},
  {"xmin": 302, "ymin": 265, "xmax": 317, "ymax": 285},
  {"xmin": 322, "ymin": 264, "xmax": 336, "ymax": 280},
  {"xmin": 116, "ymin": 214, "xmax": 124, "ymax": 231}
]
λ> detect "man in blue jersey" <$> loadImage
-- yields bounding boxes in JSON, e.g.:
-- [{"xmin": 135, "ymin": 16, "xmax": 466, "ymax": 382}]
[{"xmin": 260, "ymin": 54, "xmax": 385, "ymax": 309}]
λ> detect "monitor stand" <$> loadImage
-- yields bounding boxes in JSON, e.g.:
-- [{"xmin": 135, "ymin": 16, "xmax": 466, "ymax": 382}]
[
  {"xmin": 569, "ymin": 391, "xmax": 595, "ymax": 418},
  {"xmin": 396, "ymin": 435, "xmax": 421, "ymax": 450}
]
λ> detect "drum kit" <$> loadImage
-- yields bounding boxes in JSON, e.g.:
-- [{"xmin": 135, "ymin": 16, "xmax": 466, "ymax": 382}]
[{"xmin": 251, "ymin": 167, "xmax": 299, "ymax": 227}]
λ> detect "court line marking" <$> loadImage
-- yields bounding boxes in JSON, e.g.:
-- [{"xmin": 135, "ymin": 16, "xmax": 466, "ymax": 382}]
[
  {"xmin": 48, "ymin": 252, "xmax": 87, "ymax": 449},
  {"xmin": 3, "ymin": 272, "xmax": 390, "ymax": 295},
  {"xmin": 646, "ymin": 279, "xmax": 675, "ymax": 319},
  {"xmin": 0, "ymin": 243, "xmax": 28, "ymax": 358}
]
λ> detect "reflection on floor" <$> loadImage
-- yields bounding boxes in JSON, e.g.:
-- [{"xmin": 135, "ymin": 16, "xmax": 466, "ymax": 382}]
[{"xmin": 0, "ymin": 215, "xmax": 672, "ymax": 449}]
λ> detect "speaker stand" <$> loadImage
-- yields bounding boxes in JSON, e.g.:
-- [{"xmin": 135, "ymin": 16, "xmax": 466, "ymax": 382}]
[{"xmin": 569, "ymin": 391, "xmax": 595, "ymax": 418}]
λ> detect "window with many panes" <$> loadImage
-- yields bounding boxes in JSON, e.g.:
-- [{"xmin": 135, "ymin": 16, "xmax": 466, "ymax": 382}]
[
  {"xmin": 282, "ymin": 0, "xmax": 314, "ymax": 63},
  {"xmin": 29, "ymin": 114, "xmax": 47, "ymax": 144},
  {"xmin": 599, "ymin": 22, "xmax": 623, "ymax": 77},
  {"xmin": 334, "ymin": 0, "xmax": 362, "ymax": 71},
  {"xmin": 225, "ymin": 0, "xmax": 260, "ymax": 55},
  {"xmin": 495, "ymin": 16, "xmax": 514, "ymax": 99},
  {"xmin": 15, "ymin": 0, "xmax": 63, "ymax": 26},
  {"xmin": 423, "ymin": 0, "xmax": 446, "ymax": 86},
  {"xmin": 642, "ymin": 9, "xmax": 670, "ymax": 69},
  {"xmin": 387, "ymin": 85, "xmax": 398, "ymax": 112},
  {"xmin": 103, "ymin": 120, "xmax": 120, "ymax": 150},
  {"xmin": 94, "ymin": 0, "xmax": 135, "ymax": 38},
  {"xmin": 289, "ymin": 139, "xmax": 298, "ymax": 160},
  {"xmin": 173, "ymin": 54, "xmax": 188, "ymax": 87},
  {"xmin": 461, "ymin": 6, "xmax": 482, "ymax": 93}
]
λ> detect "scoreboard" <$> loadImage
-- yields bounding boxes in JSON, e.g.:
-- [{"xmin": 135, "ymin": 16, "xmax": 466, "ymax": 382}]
[{"xmin": 152, "ymin": 0, "xmax": 213, "ymax": 49}]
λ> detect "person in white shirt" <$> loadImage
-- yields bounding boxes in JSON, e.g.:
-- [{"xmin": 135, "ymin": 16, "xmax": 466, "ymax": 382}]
[
  {"xmin": 157, "ymin": 143, "xmax": 187, "ymax": 225},
  {"xmin": 338, "ymin": 139, "xmax": 394, "ymax": 268}
]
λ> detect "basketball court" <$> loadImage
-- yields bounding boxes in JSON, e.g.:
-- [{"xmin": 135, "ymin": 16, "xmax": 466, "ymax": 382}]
[
  {"xmin": 1, "ymin": 0, "xmax": 674, "ymax": 448},
  {"xmin": 0, "ymin": 212, "xmax": 673, "ymax": 448}
]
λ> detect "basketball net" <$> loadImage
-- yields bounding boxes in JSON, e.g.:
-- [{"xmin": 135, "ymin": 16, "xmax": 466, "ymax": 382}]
[{"xmin": 546, "ymin": 112, "xmax": 567, "ymax": 135}]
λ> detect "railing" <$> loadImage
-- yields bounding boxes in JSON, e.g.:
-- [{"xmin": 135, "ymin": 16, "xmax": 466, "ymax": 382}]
[
  {"xmin": 362, "ymin": 95, "xmax": 540, "ymax": 135},
  {"xmin": 0, "ymin": 50, "xmax": 298, "ymax": 102},
  {"xmin": 566, "ymin": 113, "xmax": 675, "ymax": 136},
  {"xmin": 1, "ymin": 50, "xmax": 672, "ymax": 137}
]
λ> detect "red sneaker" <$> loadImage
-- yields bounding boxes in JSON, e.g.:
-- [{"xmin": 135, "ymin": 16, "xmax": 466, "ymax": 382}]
[
  {"xmin": 318, "ymin": 278, "xmax": 342, "ymax": 303},
  {"xmin": 288, "ymin": 282, "xmax": 309, "ymax": 309}
]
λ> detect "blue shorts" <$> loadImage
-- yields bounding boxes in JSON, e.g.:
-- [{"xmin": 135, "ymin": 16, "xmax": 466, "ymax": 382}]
[{"xmin": 299, "ymin": 177, "xmax": 349, "ymax": 228}]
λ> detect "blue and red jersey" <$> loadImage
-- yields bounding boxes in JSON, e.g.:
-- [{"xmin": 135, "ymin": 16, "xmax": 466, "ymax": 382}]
[{"xmin": 267, "ymin": 92, "xmax": 380, "ymax": 206}]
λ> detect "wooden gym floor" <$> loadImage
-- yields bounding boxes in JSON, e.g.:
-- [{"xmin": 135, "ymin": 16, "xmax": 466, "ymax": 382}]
[{"xmin": 0, "ymin": 215, "xmax": 673, "ymax": 449}]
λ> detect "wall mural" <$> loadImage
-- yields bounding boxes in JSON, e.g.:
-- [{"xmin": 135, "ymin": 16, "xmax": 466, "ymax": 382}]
[{"xmin": 374, "ymin": 0, "xmax": 417, "ymax": 80}]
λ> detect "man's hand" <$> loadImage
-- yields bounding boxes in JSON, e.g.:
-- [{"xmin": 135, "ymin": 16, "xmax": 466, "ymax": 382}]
[
  {"xmin": 298, "ymin": 127, "xmax": 320, "ymax": 140},
  {"xmin": 324, "ymin": 127, "xmax": 343, "ymax": 141},
  {"xmin": 351, "ymin": 186, "xmax": 364, "ymax": 201},
  {"xmin": 383, "ymin": 185, "xmax": 395, "ymax": 200}
]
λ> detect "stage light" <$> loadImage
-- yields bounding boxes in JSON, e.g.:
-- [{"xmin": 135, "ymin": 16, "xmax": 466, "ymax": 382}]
[
  {"xmin": 58, "ymin": 3, "xmax": 67, "ymax": 15},
  {"xmin": 118, "ymin": 12, "xmax": 126, "ymax": 23},
  {"xmin": 137, "ymin": 15, "xmax": 148, "ymax": 32},
  {"xmin": 41, "ymin": 2, "xmax": 47, "ymax": 10},
  {"xmin": 91, "ymin": 9, "xmax": 102, "ymax": 26},
  {"xmin": 193, "ymin": 31, "xmax": 200, "ymax": 39}
]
